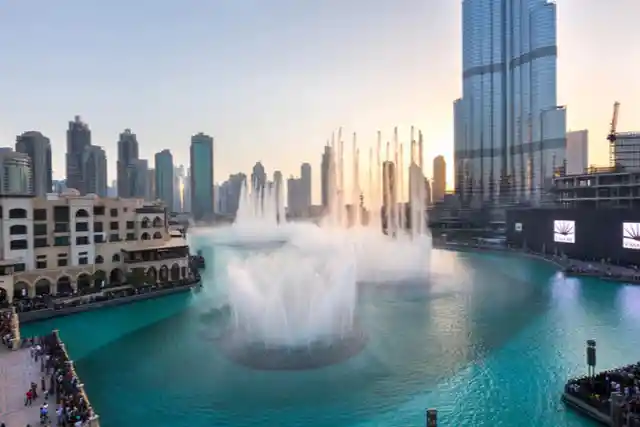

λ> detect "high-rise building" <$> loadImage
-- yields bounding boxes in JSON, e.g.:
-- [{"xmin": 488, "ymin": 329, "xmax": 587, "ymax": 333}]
[
  {"xmin": 190, "ymin": 133, "xmax": 214, "ymax": 221},
  {"xmin": 117, "ymin": 129, "xmax": 140, "ymax": 198},
  {"xmin": 566, "ymin": 130, "xmax": 589, "ymax": 175},
  {"xmin": 251, "ymin": 162, "xmax": 266, "ymax": 194},
  {"xmin": 155, "ymin": 149, "xmax": 174, "ymax": 210},
  {"xmin": 183, "ymin": 168, "xmax": 191, "ymax": 214},
  {"xmin": 455, "ymin": 0, "xmax": 565, "ymax": 204},
  {"xmin": 146, "ymin": 169, "xmax": 156, "ymax": 201},
  {"xmin": 382, "ymin": 161, "xmax": 396, "ymax": 208},
  {"xmin": 321, "ymin": 146, "xmax": 333, "ymax": 208},
  {"xmin": 173, "ymin": 165, "xmax": 185, "ymax": 212},
  {"xmin": 132, "ymin": 159, "xmax": 148, "ymax": 199},
  {"xmin": 273, "ymin": 170, "xmax": 283, "ymax": 213},
  {"xmin": 300, "ymin": 163, "xmax": 312, "ymax": 209},
  {"xmin": 83, "ymin": 145, "xmax": 108, "ymax": 197},
  {"xmin": 432, "ymin": 155, "xmax": 446, "ymax": 203},
  {"xmin": 66, "ymin": 116, "xmax": 92, "ymax": 194},
  {"xmin": 15, "ymin": 131, "xmax": 52, "ymax": 197},
  {"xmin": 287, "ymin": 176, "xmax": 302, "ymax": 216},
  {"xmin": 0, "ymin": 148, "xmax": 32, "ymax": 195}
]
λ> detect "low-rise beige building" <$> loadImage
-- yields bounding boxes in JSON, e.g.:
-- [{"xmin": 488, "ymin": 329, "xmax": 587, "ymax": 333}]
[{"xmin": 0, "ymin": 190, "xmax": 192, "ymax": 303}]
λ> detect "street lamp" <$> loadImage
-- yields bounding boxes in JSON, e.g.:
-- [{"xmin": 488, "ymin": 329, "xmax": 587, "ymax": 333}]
[{"xmin": 539, "ymin": 105, "xmax": 566, "ymax": 202}]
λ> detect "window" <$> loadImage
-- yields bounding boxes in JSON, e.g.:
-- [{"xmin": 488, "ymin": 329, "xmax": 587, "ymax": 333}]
[
  {"xmin": 34, "ymin": 209, "xmax": 47, "ymax": 221},
  {"xmin": 94, "ymin": 222, "xmax": 103, "ymax": 232},
  {"xmin": 112, "ymin": 253, "xmax": 120, "ymax": 262},
  {"xmin": 75, "ymin": 236, "xmax": 89, "ymax": 245},
  {"xmin": 54, "ymin": 236, "xmax": 69, "ymax": 246},
  {"xmin": 110, "ymin": 208, "xmax": 118, "ymax": 217},
  {"xmin": 33, "ymin": 238, "xmax": 48, "ymax": 248},
  {"xmin": 75, "ymin": 209, "xmax": 89, "ymax": 218},
  {"xmin": 57, "ymin": 259, "xmax": 68, "ymax": 267},
  {"xmin": 34, "ymin": 223, "xmax": 47, "ymax": 235},
  {"xmin": 110, "ymin": 221, "xmax": 119, "ymax": 230},
  {"xmin": 79, "ymin": 257, "xmax": 88, "ymax": 265},
  {"xmin": 109, "ymin": 234, "xmax": 120, "ymax": 242},
  {"xmin": 53, "ymin": 206, "xmax": 69, "ymax": 222},
  {"xmin": 126, "ymin": 221, "xmax": 135, "ymax": 230},
  {"xmin": 126, "ymin": 233, "xmax": 136, "ymax": 241},
  {"xmin": 95, "ymin": 255, "xmax": 104, "ymax": 264},
  {"xmin": 75, "ymin": 222, "xmax": 89, "ymax": 232},
  {"xmin": 54, "ymin": 223, "xmax": 69, "ymax": 233},
  {"xmin": 94, "ymin": 234, "xmax": 105, "ymax": 244},
  {"xmin": 9, "ymin": 224, "xmax": 27, "ymax": 235},
  {"xmin": 8, "ymin": 208, "xmax": 27, "ymax": 219},
  {"xmin": 93, "ymin": 206, "xmax": 105, "ymax": 216},
  {"xmin": 14, "ymin": 263, "xmax": 25, "ymax": 272},
  {"xmin": 10, "ymin": 239, "xmax": 28, "ymax": 250},
  {"xmin": 153, "ymin": 231, "xmax": 163, "ymax": 239},
  {"xmin": 141, "ymin": 232, "xmax": 150, "ymax": 240},
  {"xmin": 36, "ymin": 260, "xmax": 47, "ymax": 269}
]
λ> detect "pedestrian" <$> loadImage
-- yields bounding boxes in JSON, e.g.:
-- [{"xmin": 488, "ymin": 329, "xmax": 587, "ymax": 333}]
[
  {"xmin": 25, "ymin": 389, "xmax": 33, "ymax": 405},
  {"xmin": 41, "ymin": 375, "xmax": 46, "ymax": 392}
]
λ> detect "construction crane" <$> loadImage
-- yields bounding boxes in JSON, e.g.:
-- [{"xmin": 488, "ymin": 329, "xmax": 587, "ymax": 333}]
[{"xmin": 608, "ymin": 101, "xmax": 620, "ymax": 167}]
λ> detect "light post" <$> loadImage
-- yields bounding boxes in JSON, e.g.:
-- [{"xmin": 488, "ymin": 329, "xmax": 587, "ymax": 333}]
[{"xmin": 539, "ymin": 105, "xmax": 566, "ymax": 203}]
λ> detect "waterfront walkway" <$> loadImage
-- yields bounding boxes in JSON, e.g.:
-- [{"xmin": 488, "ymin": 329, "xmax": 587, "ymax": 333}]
[{"xmin": 0, "ymin": 347, "xmax": 47, "ymax": 425}]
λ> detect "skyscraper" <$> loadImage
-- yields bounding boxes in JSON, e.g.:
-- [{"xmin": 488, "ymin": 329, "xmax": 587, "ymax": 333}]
[
  {"xmin": 455, "ymin": 0, "xmax": 565, "ymax": 205},
  {"xmin": 66, "ymin": 116, "xmax": 91, "ymax": 194},
  {"xmin": 251, "ymin": 162, "xmax": 266, "ymax": 194},
  {"xmin": 15, "ymin": 131, "xmax": 52, "ymax": 197},
  {"xmin": 83, "ymin": 145, "xmax": 108, "ymax": 197},
  {"xmin": 300, "ymin": 162, "xmax": 312, "ymax": 209},
  {"xmin": 273, "ymin": 170, "xmax": 283, "ymax": 214},
  {"xmin": 321, "ymin": 146, "xmax": 333, "ymax": 209},
  {"xmin": 190, "ymin": 133, "xmax": 214, "ymax": 221},
  {"xmin": 155, "ymin": 149, "xmax": 174, "ymax": 210},
  {"xmin": 432, "ymin": 156, "xmax": 446, "ymax": 203},
  {"xmin": 117, "ymin": 129, "xmax": 140, "ymax": 198},
  {"xmin": 0, "ymin": 148, "xmax": 32, "ymax": 195}
]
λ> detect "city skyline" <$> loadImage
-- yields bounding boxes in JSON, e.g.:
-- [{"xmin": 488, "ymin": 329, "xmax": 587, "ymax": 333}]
[{"xmin": 1, "ymin": 0, "xmax": 639, "ymax": 202}]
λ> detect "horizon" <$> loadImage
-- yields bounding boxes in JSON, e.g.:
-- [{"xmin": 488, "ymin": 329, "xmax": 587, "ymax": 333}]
[{"xmin": 1, "ymin": 0, "xmax": 639, "ymax": 201}]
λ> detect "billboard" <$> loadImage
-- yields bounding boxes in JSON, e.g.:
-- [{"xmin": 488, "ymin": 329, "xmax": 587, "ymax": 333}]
[
  {"xmin": 623, "ymin": 223, "xmax": 640, "ymax": 250},
  {"xmin": 554, "ymin": 220, "xmax": 575, "ymax": 244}
]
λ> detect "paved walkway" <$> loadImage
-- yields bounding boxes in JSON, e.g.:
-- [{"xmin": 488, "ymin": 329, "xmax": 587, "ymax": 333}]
[{"xmin": 0, "ymin": 347, "xmax": 49, "ymax": 426}]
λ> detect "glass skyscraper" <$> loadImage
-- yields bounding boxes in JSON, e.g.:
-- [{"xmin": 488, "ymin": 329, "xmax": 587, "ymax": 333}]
[
  {"xmin": 189, "ymin": 133, "xmax": 214, "ymax": 221},
  {"xmin": 454, "ymin": 0, "xmax": 566, "ymax": 205}
]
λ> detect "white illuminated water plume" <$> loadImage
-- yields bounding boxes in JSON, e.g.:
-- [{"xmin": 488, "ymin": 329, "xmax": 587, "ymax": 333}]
[{"xmin": 196, "ymin": 127, "xmax": 432, "ymax": 348}]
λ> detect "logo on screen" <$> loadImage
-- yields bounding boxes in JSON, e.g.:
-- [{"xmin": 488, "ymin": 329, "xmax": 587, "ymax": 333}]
[
  {"xmin": 515, "ymin": 223, "xmax": 523, "ymax": 232},
  {"xmin": 554, "ymin": 220, "xmax": 575, "ymax": 244},
  {"xmin": 623, "ymin": 223, "xmax": 640, "ymax": 250}
]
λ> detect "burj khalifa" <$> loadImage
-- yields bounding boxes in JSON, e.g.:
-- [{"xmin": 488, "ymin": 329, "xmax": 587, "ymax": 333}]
[{"xmin": 454, "ymin": 0, "xmax": 566, "ymax": 205}]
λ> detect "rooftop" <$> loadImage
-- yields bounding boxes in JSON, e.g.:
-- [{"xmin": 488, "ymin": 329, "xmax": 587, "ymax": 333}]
[{"xmin": 120, "ymin": 238, "xmax": 189, "ymax": 253}]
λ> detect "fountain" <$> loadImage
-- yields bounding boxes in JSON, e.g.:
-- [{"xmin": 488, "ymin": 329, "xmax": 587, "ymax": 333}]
[{"xmin": 205, "ymin": 127, "xmax": 431, "ymax": 369}]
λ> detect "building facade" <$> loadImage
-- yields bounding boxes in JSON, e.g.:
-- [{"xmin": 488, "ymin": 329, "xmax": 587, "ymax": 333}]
[
  {"xmin": 0, "ymin": 192, "xmax": 191, "ymax": 302},
  {"xmin": 0, "ymin": 149, "xmax": 32, "ymax": 196},
  {"xmin": 566, "ymin": 130, "xmax": 588, "ymax": 175},
  {"xmin": 15, "ymin": 131, "xmax": 52, "ymax": 197},
  {"xmin": 83, "ymin": 145, "xmax": 108, "ymax": 197},
  {"xmin": 155, "ymin": 149, "xmax": 174, "ymax": 210},
  {"xmin": 321, "ymin": 146, "xmax": 333, "ymax": 209},
  {"xmin": 300, "ymin": 163, "xmax": 312, "ymax": 210},
  {"xmin": 189, "ymin": 133, "xmax": 214, "ymax": 221},
  {"xmin": 455, "ymin": 0, "xmax": 565, "ymax": 205}
]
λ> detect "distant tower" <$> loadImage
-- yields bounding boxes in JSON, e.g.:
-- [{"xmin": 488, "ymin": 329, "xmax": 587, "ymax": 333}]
[
  {"xmin": 321, "ymin": 145, "xmax": 333, "ymax": 209},
  {"xmin": 117, "ymin": 129, "xmax": 140, "ymax": 198},
  {"xmin": 432, "ymin": 155, "xmax": 446, "ymax": 203},
  {"xmin": 190, "ymin": 133, "xmax": 214, "ymax": 221},
  {"xmin": 66, "ymin": 116, "xmax": 91, "ymax": 194},
  {"xmin": 300, "ymin": 162, "xmax": 311, "ymax": 210},
  {"xmin": 155, "ymin": 149, "xmax": 174, "ymax": 209},
  {"xmin": 15, "ymin": 131, "xmax": 52, "ymax": 197}
]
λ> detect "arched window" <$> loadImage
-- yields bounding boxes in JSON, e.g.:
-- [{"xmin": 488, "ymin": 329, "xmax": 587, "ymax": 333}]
[
  {"xmin": 95, "ymin": 255, "xmax": 104, "ymax": 264},
  {"xmin": 8, "ymin": 208, "xmax": 27, "ymax": 219},
  {"xmin": 9, "ymin": 224, "xmax": 27, "ymax": 235},
  {"xmin": 141, "ymin": 217, "xmax": 150, "ymax": 228},
  {"xmin": 112, "ymin": 253, "xmax": 120, "ymax": 263},
  {"xmin": 75, "ymin": 209, "xmax": 89, "ymax": 218},
  {"xmin": 153, "ymin": 231, "xmax": 162, "ymax": 239},
  {"xmin": 141, "ymin": 232, "xmax": 151, "ymax": 241},
  {"xmin": 153, "ymin": 216, "xmax": 163, "ymax": 227}
]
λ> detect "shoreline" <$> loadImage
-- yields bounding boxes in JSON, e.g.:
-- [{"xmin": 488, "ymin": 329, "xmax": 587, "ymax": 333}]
[
  {"xmin": 433, "ymin": 242, "xmax": 565, "ymax": 269},
  {"xmin": 18, "ymin": 280, "xmax": 200, "ymax": 324}
]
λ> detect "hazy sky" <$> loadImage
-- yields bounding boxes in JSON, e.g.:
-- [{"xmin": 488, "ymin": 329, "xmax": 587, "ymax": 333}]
[{"xmin": 1, "ymin": 0, "xmax": 638, "ymax": 200}]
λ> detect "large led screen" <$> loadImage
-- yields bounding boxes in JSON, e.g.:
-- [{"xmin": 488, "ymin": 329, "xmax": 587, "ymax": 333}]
[
  {"xmin": 623, "ymin": 223, "xmax": 640, "ymax": 250},
  {"xmin": 553, "ymin": 220, "xmax": 575, "ymax": 244}
]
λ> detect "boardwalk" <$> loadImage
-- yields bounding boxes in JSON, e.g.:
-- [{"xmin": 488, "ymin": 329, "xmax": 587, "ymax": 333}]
[{"xmin": 0, "ymin": 347, "xmax": 48, "ymax": 425}]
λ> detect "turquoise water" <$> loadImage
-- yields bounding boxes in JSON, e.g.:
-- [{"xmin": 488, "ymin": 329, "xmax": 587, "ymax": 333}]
[{"xmin": 21, "ymin": 249, "xmax": 640, "ymax": 426}]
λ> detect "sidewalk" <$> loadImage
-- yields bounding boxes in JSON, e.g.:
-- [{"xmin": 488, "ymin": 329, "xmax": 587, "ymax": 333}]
[{"xmin": 0, "ymin": 347, "xmax": 49, "ymax": 425}]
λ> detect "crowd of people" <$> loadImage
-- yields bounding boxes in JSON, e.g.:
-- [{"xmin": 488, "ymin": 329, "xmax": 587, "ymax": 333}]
[
  {"xmin": 566, "ymin": 362, "xmax": 640, "ymax": 425},
  {"xmin": 19, "ymin": 333, "xmax": 97, "ymax": 426},
  {"xmin": 0, "ymin": 309, "xmax": 15, "ymax": 349}
]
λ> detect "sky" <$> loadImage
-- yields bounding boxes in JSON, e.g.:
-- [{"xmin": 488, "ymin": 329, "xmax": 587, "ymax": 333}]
[{"xmin": 1, "ymin": 0, "xmax": 639, "ymax": 202}]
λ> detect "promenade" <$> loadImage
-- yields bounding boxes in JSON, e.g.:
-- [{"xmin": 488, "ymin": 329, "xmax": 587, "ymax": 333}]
[{"xmin": 0, "ymin": 347, "xmax": 47, "ymax": 425}]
